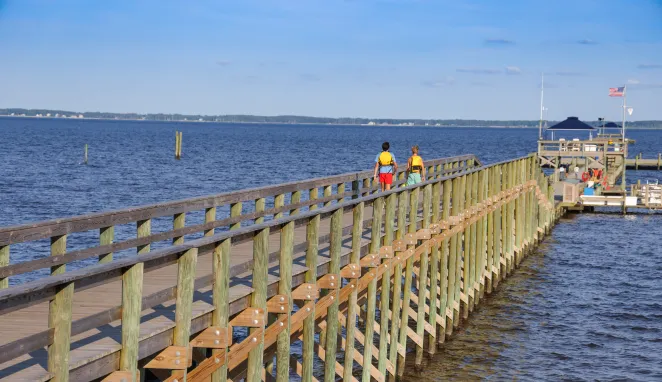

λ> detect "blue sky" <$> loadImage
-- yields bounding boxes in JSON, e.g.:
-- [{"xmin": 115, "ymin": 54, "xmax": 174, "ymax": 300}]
[{"xmin": 1, "ymin": 0, "xmax": 661, "ymax": 120}]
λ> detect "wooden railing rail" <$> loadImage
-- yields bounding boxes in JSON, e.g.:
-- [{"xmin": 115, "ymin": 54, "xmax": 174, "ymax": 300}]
[{"xmin": 0, "ymin": 153, "xmax": 562, "ymax": 382}]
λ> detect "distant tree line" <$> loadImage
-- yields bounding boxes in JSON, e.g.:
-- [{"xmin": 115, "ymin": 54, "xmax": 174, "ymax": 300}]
[{"xmin": 2, "ymin": 108, "xmax": 662, "ymax": 129}]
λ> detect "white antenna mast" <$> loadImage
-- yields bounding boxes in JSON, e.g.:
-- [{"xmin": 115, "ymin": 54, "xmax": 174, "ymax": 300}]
[{"xmin": 538, "ymin": 72, "xmax": 544, "ymax": 140}]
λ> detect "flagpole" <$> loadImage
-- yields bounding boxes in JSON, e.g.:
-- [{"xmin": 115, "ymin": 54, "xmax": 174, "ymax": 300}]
[
  {"xmin": 538, "ymin": 73, "xmax": 544, "ymax": 140},
  {"xmin": 621, "ymin": 85, "xmax": 627, "ymax": 141}
]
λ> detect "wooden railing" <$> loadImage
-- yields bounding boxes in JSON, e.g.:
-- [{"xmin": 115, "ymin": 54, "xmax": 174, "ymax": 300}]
[
  {"xmin": 538, "ymin": 139, "xmax": 628, "ymax": 158},
  {"xmin": 0, "ymin": 154, "xmax": 560, "ymax": 382},
  {"xmin": 0, "ymin": 154, "xmax": 478, "ymax": 288}
]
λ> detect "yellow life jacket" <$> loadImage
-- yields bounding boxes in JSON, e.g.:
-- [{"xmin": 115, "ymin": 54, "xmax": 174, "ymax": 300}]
[
  {"xmin": 411, "ymin": 155, "xmax": 423, "ymax": 173},
  {"xmin": 378, "ymin": 152, "xmax": 394, "ymax": 171}
]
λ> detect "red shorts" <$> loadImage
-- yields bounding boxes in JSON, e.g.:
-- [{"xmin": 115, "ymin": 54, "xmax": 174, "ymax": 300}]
[{"xmin": 379, "ymin": 173, "xmax": 393, "ymax": 185}]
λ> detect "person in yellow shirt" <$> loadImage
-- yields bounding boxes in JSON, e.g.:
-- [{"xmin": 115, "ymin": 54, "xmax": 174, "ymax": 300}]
[{"xmin": 406, "ymin": 145, "xmax": 426, "ymax": 186}]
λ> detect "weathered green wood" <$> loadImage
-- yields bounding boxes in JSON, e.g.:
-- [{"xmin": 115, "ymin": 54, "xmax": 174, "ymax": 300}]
[
  {"xmin": 173, "ymin": 247, "xmax": 198, "ymax": 345},
  {"xmin": 323, "ymin": 185, "xmax": 333, "ymax": 207},
  {"xmin": 352, "ymin": 179, "xmax": 360, "ymax": 200},
  {"xmin": 318, "ymin": 185, "xmax": 334, "ymax": 349},
  {"xmin": 337, "ymin": 182, "xmax": 346, "ymax": 204},
  {"xmin": 440, "ymin": 176, "xmax": 452, "ymax": 341},
  {"xmin": 119, "ymin": 261, "xmax": 143, "ymax": 380},
  {"xmin": 474, "ymin": 170, "xmax": 484, "ymax": 304},
  {"xmin": 254, "ymin": 198, "xmax": 266, "ymax": 224},
  {"xmin": 362, "ymin": 196, "xmax": 383, "ymax": 382},
  {"xmin": 48, "ymin": 234, "xmax": 73, "ymax": 382},
  {"xmin": 302, "ymin": 187, "xmax": 320, "ymax": 382},
  {"xmin": 98, "ymin": 226, "xmax": 114, "ymax": 264},
  {"xmin": 363, "ymin": 178, "xmax": 371, "ymax": 197},
  {"xmin": 136, "ymin": 219, "xmax": 151, "ymax": 254},
  {"xmin": 247, "ymin": 227, "xmax": 269, "ymax": 382},
  {"xmin": 274, "ymin": 194, "xmax": 285, "ymax": 219},
  {"xmin": 378, "ymin": 193, "xmax": 396, "ymax": 376},
  {"xmin": 388, "ymin": 190, "xmax": 408, "ymax": 378},
  {"xmin": 428, "ymin": 180, "xmax": 441, "ymax": 351},
  {"xmin": 290, "ymin": 190, "xmax": 301, "ymax": 215},
  {"xmin": 462, "ymin": 172, "xmax": 473, "ymax": 318},
  {"xmin": 325, "ymin": 207, "xmax": 343, "ymax": 382},
  {"xmin": 211, "ymin": 236, "xmax": 231, "ymax": 382},
  {"xmin": 415, "ymin": 184, "xmax": 432, "ymax": 367},
  {"xmin": 453, "ymin": 175, "xmax": 466, "ymax": 327},
  {"xmin": 397, "ymin": 187, "xmax": 418, "ymax": 377},
  {"xmin": 172, "ymin": 212, "xmax": 186, "ymax": 245},
  {"xmin": 276, "ymin": 220, "xmax": 294, "ymax": 382},
  {"xmin": 205, "ymin": 207, "xmax": 217, "ymax": 237},
  {"xmin": 0, "ymin": 245, "xmax": 8, "ymax": 288},
  {"xmin": 343, "ymin": 200, "xmax": 364, "ymax": 382},
  {"xmin": 446, "ymin": 177, "xmax": 459, "ymax": 336},
  {"xmin": 486, "ymin": 168, "xmax": 495, "ymax": 293}
]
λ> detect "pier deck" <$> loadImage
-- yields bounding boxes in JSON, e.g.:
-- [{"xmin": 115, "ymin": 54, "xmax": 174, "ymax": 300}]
[{"xmin": 0, "ymin": 154, "xmax": 559, "ymax": 382}]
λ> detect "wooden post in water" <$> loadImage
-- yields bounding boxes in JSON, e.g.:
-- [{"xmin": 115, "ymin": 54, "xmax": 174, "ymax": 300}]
[
  {"xmin": 175, "ymin": 131, "xmax": 182, "ymax": 160},
  {"xmin": 84, "ymin": 144, "xmax": 88, "ymax": 165}
]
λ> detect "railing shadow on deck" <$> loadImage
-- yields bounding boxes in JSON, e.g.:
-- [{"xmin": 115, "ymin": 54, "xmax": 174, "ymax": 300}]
[{"xmin": 0, "ymin": 153, "xmax": 562, "ymax": 382}]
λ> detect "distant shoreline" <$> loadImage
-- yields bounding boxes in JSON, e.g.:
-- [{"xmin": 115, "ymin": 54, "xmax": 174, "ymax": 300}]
[{"xmin": 2, "ymin": 110, "xmax": 662, "ymax": 129}]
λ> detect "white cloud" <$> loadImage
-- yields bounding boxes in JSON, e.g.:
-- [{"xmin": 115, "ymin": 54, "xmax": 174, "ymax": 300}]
[
  {"xmin": 627, "ymin": 79, "xmax": 640, "ymax": 84},
  {"xmin": 505, "ymin": 66, "xmax": 521, "ymax": 75}
]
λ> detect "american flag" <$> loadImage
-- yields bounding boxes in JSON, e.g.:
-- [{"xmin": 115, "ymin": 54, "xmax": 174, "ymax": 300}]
[{"xmin": 609, "ymin": 87, "xmax": 625, "ymax": 97}]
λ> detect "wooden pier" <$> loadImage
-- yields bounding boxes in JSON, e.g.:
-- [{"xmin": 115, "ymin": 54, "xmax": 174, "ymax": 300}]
[{"xmin": 0, "ymin": 154, "xmax": 560, "ymax": 382}]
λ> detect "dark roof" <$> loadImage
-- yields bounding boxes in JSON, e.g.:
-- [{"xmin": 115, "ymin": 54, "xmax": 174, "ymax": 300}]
[
  {"xmin": 547, "ymin": 116, "xmax": 595, "ymax": 131},
  {"xmin": 599, "ymin": 122, "xmax": 620, "ymax": 128}
]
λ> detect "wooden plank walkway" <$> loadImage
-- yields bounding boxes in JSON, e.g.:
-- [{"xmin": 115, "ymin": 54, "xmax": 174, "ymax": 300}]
[{"xmin": 0, "ymin": 204, "xmax": 379, "ymax": 381}]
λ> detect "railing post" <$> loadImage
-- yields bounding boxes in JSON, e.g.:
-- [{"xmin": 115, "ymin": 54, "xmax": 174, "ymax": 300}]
[
  {"xmin": 172, "ymin": 212, "xmax": 186, "ymax": 245},
  {"xmin": 247, "ymin": 226, "xmax": 269, "ymax": 382},
  {"xmin": 342, "ymin": 200, "xmax": 363, "ymax": 382},
  {"xmin": 172, "ymin": 247, "xmax": 198, "ymax": 375},
  {"xmin": 276, "ymin": 218, "xmax": 294, "ymax": 382},
  {"xmin": 388, "ymin": 190, "xmax": 408, "ymax": 379},
  {"xmin": 377, "ymin": 192, "xmax": 396, "ymax": 376},
  {"xmin": 462, "ymin": 171, "xmax": 473, "ymax": 319},
  {"xmin": 414, "ymin": 183, "xmax": 432, "ymax": 368},
  {"xmin": 290, "ymin": 190, "xmax": 301, "ymax": 215},
  {"xmin": 362, "ymin": 196, "xmax": 383, "ymax": 382},
  {"xmin": 454, "ymin": 174, "xmax": 466, "ymax": 327},
  {"xmin": 48, "ymin": 234, "xmax": 73, "ymax": 382},
  {"xmin": 274, "ymin": 194, "xmax": 285, "ymax": 219},
  {"xmin": 211, "ymin": 235, "xmax": 230, "ymax": 382},
  {"xmin": 119, "ymin": 259, "xmax": 144, "ymax": 380},
  {"xmin": 98, "ymin": 226, "xmax": 114, "ymax": 264},
  {"xmin": 486, "ymin": 167, "xmax": 495, "ymax": 294},
  {"xmin": 494, "ymin": 165, "xmax": 503, "ymax": 288},
  {"xmin": 254, "ymin": 198, "xmax": 266, "ymax": 224},
  {"xmin": 440, "ymin": 176, "xmax": 452, "ymax": 343},
  {"xmin": 0, "ymin": 245, "xmax": 9, "ymax": 288},
  {"xmin": 428, "ymin": 179, "xmax": 441, "ymax": 353},
  {"xmin": 396, "ymin": 187, "xmax": 418, "ymax": 378},
  {"xmin": 302, "ymin": 188, "xmax": 320, "ymax": 382},
  {"xmin": 324, "ymin": 207, "xmax": 343, "ymax": 382}
]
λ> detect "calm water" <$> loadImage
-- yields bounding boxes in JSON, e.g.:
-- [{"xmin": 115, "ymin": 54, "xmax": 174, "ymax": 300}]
[{"xmin": 1, "ymin": 118, "xmax": 661, "ymax": 380}]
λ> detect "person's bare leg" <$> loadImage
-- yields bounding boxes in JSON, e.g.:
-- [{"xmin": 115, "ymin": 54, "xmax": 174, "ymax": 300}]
[{"xmin": 385, "ymin": 183, "xmax": 391, "ymax": 191}]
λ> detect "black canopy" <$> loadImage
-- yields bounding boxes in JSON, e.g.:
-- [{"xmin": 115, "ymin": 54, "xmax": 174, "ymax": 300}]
[
  {"xmin": 547, "ymin": 116, "xmax": 595, "ymax": 131},
  {"xmin": 599, "ymin": 122, "xmax": 620, "ymax": 128}
]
